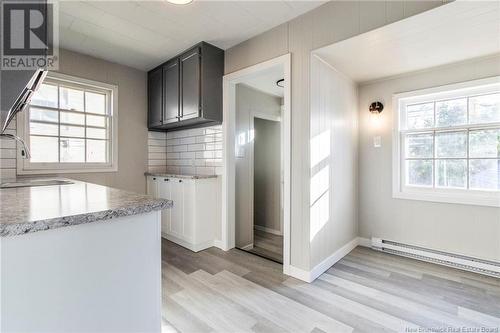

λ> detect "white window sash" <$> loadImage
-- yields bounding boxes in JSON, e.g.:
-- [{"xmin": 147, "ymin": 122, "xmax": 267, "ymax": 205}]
[
  {"xmin": 17, "ymin": 72, "xmax": 119, "ymax": 174},
  {"xmin": 392, "ymin": 76, "xmax": 500, "ymax": 207}
]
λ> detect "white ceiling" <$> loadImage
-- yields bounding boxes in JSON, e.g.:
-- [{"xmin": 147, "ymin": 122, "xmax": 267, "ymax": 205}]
[
  {"xmin": 314, "ymin": 1, "xmax": 500, "ymax": 83},
  {"xmin": 57, "ymin": 0, "xmax": 324, "ymax": 71},
  {"xmin": 241, "ymin": 64, "xmax": 284, "ymax": 97}
]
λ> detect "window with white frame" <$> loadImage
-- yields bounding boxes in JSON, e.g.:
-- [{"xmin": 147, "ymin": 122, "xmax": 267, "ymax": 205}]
[
  {"xmin": 18, "ymin": 73, "xmax": 118, "ymax": 173},
  {"xmin": 393, "ymin": 77, "xmax": 500, "ymax": 207}
]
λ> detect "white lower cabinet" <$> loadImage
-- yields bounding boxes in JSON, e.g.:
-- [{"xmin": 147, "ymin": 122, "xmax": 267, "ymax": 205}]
[{"xmin": 147, "ymin": 175, "xmax": 217, "ymax": 252}]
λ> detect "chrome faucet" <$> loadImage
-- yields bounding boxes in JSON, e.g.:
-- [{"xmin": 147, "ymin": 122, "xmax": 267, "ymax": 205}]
[{"xmin": 0, "ymin": 133, "xmax": 31, "ymax": 159}]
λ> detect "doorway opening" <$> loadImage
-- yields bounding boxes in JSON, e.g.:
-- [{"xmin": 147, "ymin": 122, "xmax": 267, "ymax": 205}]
[{"xmin": 222, "ymin": 54, "xmax": 291, "ymax": 272}]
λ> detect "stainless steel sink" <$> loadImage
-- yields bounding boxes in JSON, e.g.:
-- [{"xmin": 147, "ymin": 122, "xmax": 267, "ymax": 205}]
[{"xmin": 0, "ymin": 179, "xmax": 74, "ymax": 189}]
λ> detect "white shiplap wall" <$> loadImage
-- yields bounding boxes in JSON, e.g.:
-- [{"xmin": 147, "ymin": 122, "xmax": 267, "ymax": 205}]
[
  {"xmin": 147, "ymin": 125, "xmax": 223, "ymax": 176},
  {"xmin": 0, "ymin": 118, "xmax": 17, "ymax": 181}
]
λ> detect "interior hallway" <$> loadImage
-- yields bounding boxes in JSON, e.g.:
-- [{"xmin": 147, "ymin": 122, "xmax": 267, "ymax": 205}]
[
  {"xmin": 248, "ymin": 229, "xmax": 283, "ymax": 263},
  {"xmin": 161, "ymin": 239, "xmax": 500, "ymax": 333}
]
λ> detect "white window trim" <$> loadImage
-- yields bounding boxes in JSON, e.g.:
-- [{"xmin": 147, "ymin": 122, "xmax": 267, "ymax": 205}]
[
  {"xmin": 392, "ymin": 76, "xmax": 500, "ymax": 207},
  {"xmin": 17, "ymin": 72, "xmax": 119, "ymax": 174}
]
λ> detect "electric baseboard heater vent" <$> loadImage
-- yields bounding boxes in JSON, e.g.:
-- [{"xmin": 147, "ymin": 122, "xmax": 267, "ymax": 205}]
[{"xmin": 371, "ymin": 238, "xmax": 500, "ymax": 278}]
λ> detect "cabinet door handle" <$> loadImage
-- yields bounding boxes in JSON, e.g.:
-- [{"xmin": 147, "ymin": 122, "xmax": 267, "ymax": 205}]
[
  {"xmin": 178, "ymin": 179, "xmax": 182, "ymax": 183},
  {"xmin": 153, "ymin": 177, "xmax": 156, "ymax": 181}
]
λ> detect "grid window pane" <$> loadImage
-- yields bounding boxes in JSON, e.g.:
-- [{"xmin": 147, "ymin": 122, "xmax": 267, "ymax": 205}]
[
  {"xmin": 436, "ymin": 98, "xmax": 467, "ymax": 127},
  {"xmin": 86, "ymin": 115, "xmax": 106, "ymax": 127},
  {"xmin": 87, "ymin": 139, "xmax": 107, "ymax": 163},
  {"xmin": 406, "ymin": 160, "xmax": 433, "ymax": 186},
  {"xmin": 469, "ymin": 129, "xmax": 500, "ymax": 158},
  {"xmin": 436, "ymin": 159, "xmax": 467, "ymax": 189},
  {"xmin": 60, "ymin": 86, "xmax": 84, "ymax": 111},
  {"xmin": 469, "ymin": 93, "xmax": 500, "ymax": 124},
  {"xmin": 406, "ymin": 133, "xmax": 433, "ymax": 158},
  {"xmin": 406, "ymin": 103, "xmax": 434, "ymax": 129},
  {"xmin": 87, "ymin": 127, "xmax": 107, "ymax": 139},
  {"xmin": 60, "ymin": 125, "xmax": 85, "ymax": 138},
  {"xmin": 27, "ymin": 78, "xmax": 112, "ymax": 167},
  {"xmin": 469, "ymin": 159, "xmax": 500, "ymax": 190},
  {"xmin": 435, "ymin": 131, "xmax": 467, "ymax": 158},
  {"xmin": 31, "ymin": 84, "xmax": 58, "ymax": 108},
  {"xmin": 30, "ymin": 136, "xmax": 58, "ymax": 162},
  {"xmin": 60, "ymin": 111, "xmax": 85, "ymax": 126},
  {"xmin": 30, "ymin": 122, "xmax": 58, "ymax": 136},
  {"xmin": 85, "ymin": 92, "xmax": 106, "ymax": 114},
  {"xmin": 30, "ymin": 107, "xmax": 58, "ymax": 123},
  {"xmin": 60, "ymin": 138, "xmax": 85, "ymax": 162}
]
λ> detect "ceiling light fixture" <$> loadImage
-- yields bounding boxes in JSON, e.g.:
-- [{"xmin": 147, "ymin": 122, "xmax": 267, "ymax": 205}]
[{"xmin": 166, "ymin": 0, "xmax": 193, "ymax": 5}]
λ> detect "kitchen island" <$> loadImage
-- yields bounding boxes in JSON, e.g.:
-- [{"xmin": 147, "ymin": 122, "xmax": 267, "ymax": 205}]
[{"xmin": 0, "ymin": 179, "xmax": 172, "ymax": 333}]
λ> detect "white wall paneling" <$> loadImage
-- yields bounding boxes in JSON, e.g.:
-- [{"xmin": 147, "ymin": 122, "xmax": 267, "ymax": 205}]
[{"xmin": 309, "ymin": 54, "xmax": 359, "ymax": 271}]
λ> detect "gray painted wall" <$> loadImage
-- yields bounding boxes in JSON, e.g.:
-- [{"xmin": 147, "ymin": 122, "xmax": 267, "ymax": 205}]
[
  {"xmin": 254, "ymin": 117, "xmax": 281, "ymax": 234},
  {"xmin": 235, "ymin": 84, "xmax": 281, "ymax": 248},
  {"xmin": 226, "ymin": 0, "xmax": 445, "ymax": 270},
  {"xmin": 358, "ymin": 55, "xmax": 500, "ymax": 262}
]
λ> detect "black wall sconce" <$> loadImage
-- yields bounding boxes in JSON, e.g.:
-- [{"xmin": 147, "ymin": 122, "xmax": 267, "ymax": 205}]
[{"xmin": 369, "ymin": 101, "xmax": 384, "ymax": 114}]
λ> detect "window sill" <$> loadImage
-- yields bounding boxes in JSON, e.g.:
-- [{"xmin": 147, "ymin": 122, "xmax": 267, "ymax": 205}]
[{"xmin": 393, "ymin": 189, "xmax": 500, "ymax": 207}]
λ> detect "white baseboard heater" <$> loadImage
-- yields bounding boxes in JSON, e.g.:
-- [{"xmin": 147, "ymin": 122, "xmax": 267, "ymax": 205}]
[{"xmin": 371, "ymin": 238, "xmax": 500, "ymax": 278}]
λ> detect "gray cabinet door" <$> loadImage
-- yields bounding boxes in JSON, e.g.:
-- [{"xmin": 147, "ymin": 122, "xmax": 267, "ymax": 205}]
[
  {"xmin": 147, "ymin": 67, "xmax": 163, "ymax": 128},
  {"xmin": 180, "ymin": 48, "xmax": 201, "ymax": 121},
  {"xmin": 163, "ymin": 60, "xmax": 180, "ymax": 124}
]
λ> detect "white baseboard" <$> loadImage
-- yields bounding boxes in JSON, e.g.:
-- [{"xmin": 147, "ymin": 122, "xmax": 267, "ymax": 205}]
[
  {"xmin": 287, "ymin": 265, "xmax": 312, "ymax": 282},
  {"xmin": 162, "ymin": 234, "xmax": 213, "ymax": 253},
  {"xmin": 287, "ymin": 237, "xmax": 363, "ymax": 283},
  {"xmin": 240, "ymin": 243, "xmax": 254, "ymax": 251},
  {"xmin": 254, "ymin": 225, "xmax": 282, "ymax": 236},
  {"xmin": 213, "ymin": 239, "xmax": 228, "ymax": 251}
]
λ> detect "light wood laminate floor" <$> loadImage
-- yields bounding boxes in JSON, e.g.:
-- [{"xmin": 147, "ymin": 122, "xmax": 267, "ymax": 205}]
[
  {"xmin": 247, "ymin": 229, "xmax": 283, "ymax": 263},
  {"xmin": 161, "ymin": 239, "xmax": 500, "ymax": 333}
]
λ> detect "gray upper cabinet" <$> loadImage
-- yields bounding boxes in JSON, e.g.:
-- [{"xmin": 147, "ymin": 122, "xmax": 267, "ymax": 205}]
[
  {"xmin": 148, "ymin": 67, "xmax": 163, "ymax": 128},
  {"xmin": 180, "ymin": 48, "xmax": 200, "ymax": 121},
  {"xmin": 147, "ymin": 42, "xmax": 224, "ymax": 132},
  {"xmin": 163, "ymin": 60, "xmax": 180, "ymax": 124}
]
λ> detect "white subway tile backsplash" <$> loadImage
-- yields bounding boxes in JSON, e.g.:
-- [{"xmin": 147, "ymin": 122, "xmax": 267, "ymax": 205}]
[
  {"xmin": 0, "ymin": 149, "xmax": 17, "ymax": 159},
  {"xmin": 0, "ymin": 139, "xmax": 16, "ymax": 149},
  {"xmin": 205, "ymin": 143, "xmax": 222, "ymax": 151},
  {"xmin": 166, "ymin": 166, "xmax": 180, "ymax": 174},
  {"xmin": 188, "ymin": 143, "xmax": 205, "ymax": 152},
  {"xmin": 167, "ymin": 152, "xmax": 180, "ymax": 160},
  {"xmin": 148, "ymin": 152, "xmax": 167, "ymax": 160},
  {"xmin": 178, "ymin": 136, "xmax": 196, "ymax": 145},
  {"xmin": 149, "ymin": 125, "xmax": 223, "ymax": 176},
  {"xmin": 179, "ymin": 166, "xmax": 196, "ymax": 174},
  {"xmin": 149, "ymin": 139, "xmax": 167, "ymax": 147},
  {"xmin": 195, "ymin": 166, "xmax": 216, "ymax": 175},
  {"xmin": 0, "ymin": 168, "xmax": 16, "ymax": 179},
  {"xmin": 0, "ymin": 159, "xmax": 16, "ymax": 168},
  {"xmin": 180, "ymin": 151, "xmax": 195, "ymax": 159},
  {"xmin": 172, "ymin": 145, "xmax": 188, "ymax": 153}
]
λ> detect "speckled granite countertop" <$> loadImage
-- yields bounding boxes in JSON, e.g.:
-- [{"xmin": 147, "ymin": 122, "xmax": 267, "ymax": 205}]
[
  {"xmin": 0, "ymin": 179, "xmax": 173, "ymax": 237},
  {"xmin": 144, "ymin": 172, "xmax": 218, "ymax": 179}
]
